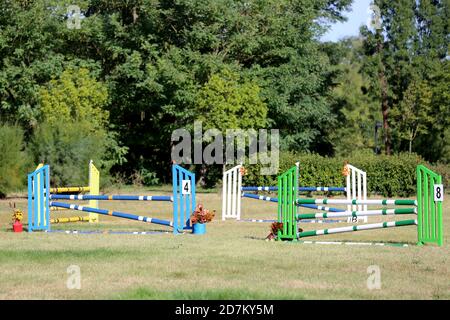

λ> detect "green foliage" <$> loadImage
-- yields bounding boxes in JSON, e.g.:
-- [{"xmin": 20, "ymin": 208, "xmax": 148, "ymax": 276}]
[
  {"xmin": 329, "ymin": 38, "xmax": 381, "ymax": 156},
  {"xmin": 195, "ymin": 68, "xmax": 267, "ymax": 131},
  {"xmin": 38, "ymin": 68, "xmax": 109, "ymax": 128},
  {"xmin": 28, "ymin": 121, "xmax": 114, "ymax": 187},
  {"xmin": 0, "ymin": 124, "xmax": 29, "ymax": 197},
  {"xmin": 391, "ymin": 79, "xmax": 434, "ymax": 153},
  {"xmin": 0, "ymin": 0, "xmax": 447, "ymax": 185},
  {"xmin": 359, "ymin": 0, "xmax": 449, "ymax": 162},
  {"xmin": 238, "ymin": 151, "xmax": 446, "ymax": 198}
]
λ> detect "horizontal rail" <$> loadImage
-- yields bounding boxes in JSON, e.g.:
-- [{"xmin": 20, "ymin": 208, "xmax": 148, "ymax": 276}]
[
  {"xmin": 50, "ymin": 202, "xmax": 173, "ymax": 227},
  {"xmin": 242, "ymin": 193, "xmax": 346, "ymax": 212},
  {"xmin": 49, "ymin": 187, "xmax": 90, "ymax": 193},
  {"xmin": 298, "ymin": 219, "xmax": 417, "ymax": 238},
  {"xmin": 296, "ymin": 199, "xmax": 417, "ymax": 206},
  {"xmin": 50, "ymin": 216, "xmax": 90, "ymax": 223},
  {"xmin": 297, "ymin": 208, "xmax": 416, "ymax": 219},
  {"xmin": 241, "ymin": 186, "xmax": 346, "ymax": 192},
  {"xmin": 50, "ymin": 195, "xmax": 173, "ymax": 202}
]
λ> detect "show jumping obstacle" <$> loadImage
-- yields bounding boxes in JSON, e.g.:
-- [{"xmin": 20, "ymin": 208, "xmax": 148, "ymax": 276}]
[
  {"xmin": 276, "ymin": 164, "xmax": 444, "ymax": 246},
  {"xmin": 27, "ymin": 164, "xmax": 196, "ymax": 234},
  {"xmin": 222, "ymin": 163, "xmax": 367, "ymax": 223},
  {"xmin": 34, "ymin": 160, "xmax": 100, "ymax": 224}
]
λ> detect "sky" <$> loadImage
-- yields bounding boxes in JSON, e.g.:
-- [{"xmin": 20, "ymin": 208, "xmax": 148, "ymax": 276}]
[{"xmin": 321, "ymin": 0, "xmax": 373, "ymax": 42}]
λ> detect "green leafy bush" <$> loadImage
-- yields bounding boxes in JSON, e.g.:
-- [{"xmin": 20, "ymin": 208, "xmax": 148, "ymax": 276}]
[
  {"xmin": 233, "ymin": 151, "xmax": 446, "ymax": 197},
  {"xmin": 0, "ymin": 124, "xmax": 29, "ymax": 197},
  {"xmin": 28, "ymin": 121, "xmax": 115, "ymax": 187}
]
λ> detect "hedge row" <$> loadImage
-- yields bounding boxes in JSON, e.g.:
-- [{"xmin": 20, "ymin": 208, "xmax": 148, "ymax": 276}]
[{"xmin": 238, "ymin": 151, "xmax": 449, "ymax": 198}]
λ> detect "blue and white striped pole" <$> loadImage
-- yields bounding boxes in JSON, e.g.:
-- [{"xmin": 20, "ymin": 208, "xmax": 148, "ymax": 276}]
[
  {"xmin": 50, "ymin": 202, "xmax": 173, "ymax": 227},
  {"xmin": 50, "ymin": 194, "xmax": 173, "ymax": 201},
  {"xmin": 241, "ymin": 193, "xmax": 345, "ymax": 212},
  {"xmin": 241, "ymin": 186, "xmax": 346, "ymax": 192}
]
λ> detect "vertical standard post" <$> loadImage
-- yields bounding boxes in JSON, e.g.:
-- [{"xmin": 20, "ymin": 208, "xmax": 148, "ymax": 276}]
[
  {"xmin": 27, "ymin": 174, "xmax": 32, "ymax": 232},
  {"xmin": 221, "ymin": 165, "xmax": 242, "ymax": 220},
  {"xmin": 231, "ymin": 169, "xmax": 237, "ymax": 219},
  {"xmin": 346, "ymin": 165, "xmax": 368, "ymax": 223},
  {"xmin": 346, "ymin": 170, "xmax": 351, "ymax": 212},
  {"xmin": 172, "ymin": 165, "xmax": 178, "ymax": 233},
  {"xmin": 88, "ymin": 160, "xmax": 100, "ymax": 223},
  {"xmin": 222, "ymin": 169, "xmax": 227, "ymax": 220},
  {"xmin": 352, "ymin": 169, "xmax": 356, "ymax": 211},
  {"xmin": 363, "ymin": 172, "xmax": 368, "ymax": 212},
  {"xmin": 237, "ymin": 167, "xmax": 242, "ymax": 220},
  {"xmin": 277, "ymin": 165, "xmax": 298, "ymax": 240},
  {"xmin": 227, "ymin": 169, "xmax": 232, "ymax": 217},
  {"xmin": 172, "ymin": 165, "xmax": 195, "ymax": 234},
  {"xmin": 44, "ymin": 167, "xmax": 50, "ymax": 230},
  {"xmin": 416, "ymin": 165, "xmax": 443, "ymax": 246},
  {"xmin": 27, "ymin": 165, "xmax": 50, "ymax": 232}
]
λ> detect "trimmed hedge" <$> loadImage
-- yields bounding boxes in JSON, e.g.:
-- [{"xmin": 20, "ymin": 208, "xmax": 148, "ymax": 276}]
[{"xmin": 237, "ymin": 151, "xmax": 448, "ymax": 197}]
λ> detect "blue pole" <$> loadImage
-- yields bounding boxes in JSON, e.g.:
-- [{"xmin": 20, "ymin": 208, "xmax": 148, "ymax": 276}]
[
  {"xmin": 241, "ymin": 193, "xmax": 346, "ymax": 212},
  {"xmin": 49, "ymin": 195, "xmax": 173, "ymax": 201},
  {"xmin": 50, "ymin": 202, "xmax": 173, "ymax": 227},
  {"xmin": 241, "ymin": 186, "xmax": 346, "ymax": 192}
]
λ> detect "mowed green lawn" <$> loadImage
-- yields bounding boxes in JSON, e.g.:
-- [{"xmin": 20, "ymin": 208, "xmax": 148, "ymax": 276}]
[{"xmin": 0, "ymin": 187, "xmax": 448, "ymax": 300}]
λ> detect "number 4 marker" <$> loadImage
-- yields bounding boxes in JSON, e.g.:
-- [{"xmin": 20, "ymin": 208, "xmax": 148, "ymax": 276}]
[
  {"xmin": 434, "ymin": 184, "xmax": 444, "ymax": 202},
  {"xmin": 182, "ymin": 180, "xmax": 191, "ymax": 195}
]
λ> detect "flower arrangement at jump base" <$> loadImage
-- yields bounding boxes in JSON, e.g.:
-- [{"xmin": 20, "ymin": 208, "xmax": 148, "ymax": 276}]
[
  {"xmin": 266, "ymin": 222, "xmax": 303, "ymax": 241},
  {"xmin": 190, "ymin": 204, "xmax": 215, "ymax": 234},
  {"xmin": 10, "ymin": 203, "xmax": 23, "ymax": 233}
]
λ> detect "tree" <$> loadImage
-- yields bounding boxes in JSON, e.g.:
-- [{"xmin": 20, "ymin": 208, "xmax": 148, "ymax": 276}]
[
  {"xmin": 39, "ymin": 68, "xmax": 109, "ymax": 128},
  {"xmin": 360, "ymin": 0, "xmax": 449, "ymax": 161},
  {"xmin": 195, "ymin": 68, "xmax": 267, "ymax": 131},
  {"xmin": 391, "ymin": 79, "xmax": 433, "ymax": 153}
]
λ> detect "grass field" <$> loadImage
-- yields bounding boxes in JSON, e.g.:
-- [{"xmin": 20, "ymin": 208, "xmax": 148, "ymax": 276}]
[{"xmin": 0, "ymin": 187, "xmax": 448, "ymax": 300}]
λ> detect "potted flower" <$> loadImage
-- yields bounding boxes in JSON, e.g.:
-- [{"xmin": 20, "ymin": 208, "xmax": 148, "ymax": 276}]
[
  {"xmin": 10, "ymin": 203, "xmax": 23, "ymax": 233},
  {"xmin": 190, "ymin": 204, "xmax": 215, "ymax": 235}
]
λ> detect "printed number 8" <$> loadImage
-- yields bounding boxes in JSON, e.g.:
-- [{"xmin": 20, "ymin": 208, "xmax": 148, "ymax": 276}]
[{"xmin": 436, "ymin": 187, "xmax": 441, "ymax": 199}]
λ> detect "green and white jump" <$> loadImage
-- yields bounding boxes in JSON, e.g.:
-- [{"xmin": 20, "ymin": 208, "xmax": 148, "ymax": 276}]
[
  {"xmin": 222, "ymin": 163, "xmax": 368, "ymax": 223},
  {"xmin": 277, "ymin": 164, "xmax": 444, "ymax": 246}
]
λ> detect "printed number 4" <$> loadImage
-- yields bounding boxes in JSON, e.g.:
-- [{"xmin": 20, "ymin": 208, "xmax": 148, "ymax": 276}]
[{"xmin": 182, "ymin": 180, "xmax": 191, "ymax": 195}]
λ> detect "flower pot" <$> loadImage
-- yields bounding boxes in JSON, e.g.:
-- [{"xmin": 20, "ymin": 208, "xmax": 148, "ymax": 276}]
[
  {"xmin": 13, "ymin": 221, "xmax": 23, "ymax": 233},
  {"xmin": 192, "ymin": 222, "xmax": 206, "ymax": 235}
]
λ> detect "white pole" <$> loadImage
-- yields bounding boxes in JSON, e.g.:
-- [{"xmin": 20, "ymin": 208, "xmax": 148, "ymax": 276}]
[
  {"xmin": 227, "ymin": 169, "xmax": 232, "ymax": 218},
  {"xmin": 237, "ymin": 166, "xmax": 242, "ymax": 220},
  {"xmin": 346, "ymin": 169, "xmax": 351, "ymax": 212},
  {"xmin": 231, "ymin": 168, "xmax": 237, "ymax": 219},
  {"xmin": 352, "ymin": 168, "xmax": 356, "ymax": 212},
  {"xmin": 222, "ymin": 170, "xmax": 227, "ymax": 220}
]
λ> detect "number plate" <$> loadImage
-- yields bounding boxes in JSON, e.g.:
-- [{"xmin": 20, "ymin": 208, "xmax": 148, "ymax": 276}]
[
  {"xmin": 182, "ymin": 180, "xmax": 191, "ymax": 195},
  {"xmin": 434, "ymin": 184, "xmax": 444, "ymax": 202}
]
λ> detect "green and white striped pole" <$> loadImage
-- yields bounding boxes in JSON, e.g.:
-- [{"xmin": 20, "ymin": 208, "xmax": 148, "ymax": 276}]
[
  {"xmin": 296, "ymin": 199, "xmax": 417, "ymax": 206},
  {"xmin": 297, "ymin": 208, "xmax": 416, "ymax": 220},
  {"xmin": 297, "ymin": 219, "xmax": 417, "ymax": 238}
]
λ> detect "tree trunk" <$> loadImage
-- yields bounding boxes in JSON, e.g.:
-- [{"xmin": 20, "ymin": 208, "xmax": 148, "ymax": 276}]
[
  {"xmin": 381, "ymin": 73, "xmax": 390, "ymax": 155},
  {"xmin": 376, "ymin": 31, "xmax": 391, "ymax": 155}
]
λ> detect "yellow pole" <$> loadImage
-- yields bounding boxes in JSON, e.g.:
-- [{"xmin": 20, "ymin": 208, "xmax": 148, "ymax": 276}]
[
  {"xmin": 88, "ymin": 160, "xmax": 100, "ymax": 223},
  {"xmin": 50, "ymin": 186, "xmax": 90, "ymax": 193}
]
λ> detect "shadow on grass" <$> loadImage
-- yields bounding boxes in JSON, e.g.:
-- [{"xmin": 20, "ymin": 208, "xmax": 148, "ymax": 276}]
[{"xmin": 243, "ymin": 236, "xmax": 416, "ymax": 247}]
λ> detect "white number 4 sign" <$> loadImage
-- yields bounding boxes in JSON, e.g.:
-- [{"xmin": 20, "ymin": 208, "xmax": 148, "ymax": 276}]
[
  {"xmin": 182, "ymin": 180, "xmax": 191, "ymax": 195},
  {"xmin": 434, "ymin": 184, "xmax": 444, "ymax": 202}
]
